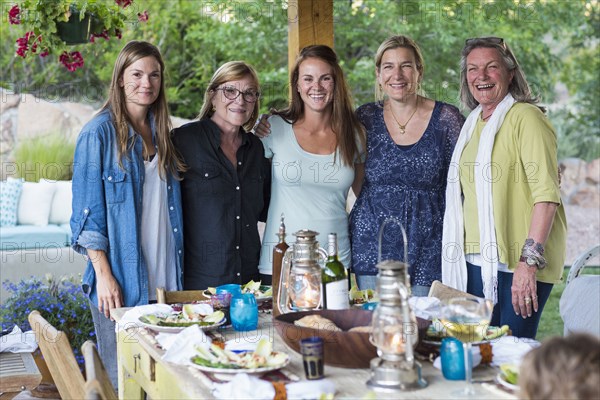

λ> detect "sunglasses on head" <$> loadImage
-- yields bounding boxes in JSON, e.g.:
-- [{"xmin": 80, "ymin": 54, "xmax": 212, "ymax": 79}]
[{"xmin": 465, "ymin": 37, "xmax": 506, "ymax": 49}]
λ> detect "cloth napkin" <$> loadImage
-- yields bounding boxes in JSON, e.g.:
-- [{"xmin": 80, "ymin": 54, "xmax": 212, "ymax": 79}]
[
  {"xmin": 0, "ymin": 326, "xmax": 38, "ymax": 353},
  {"xmin": 116, "ymin": 303, "xmax": 173, "ymax": 331},
  {"xmin": 224, "ymin": 337, "xmax": 274, "ymax": 353},
  {"xmin": 489, "ymin": 336, "xmax": 539, "ymax": 367},
  {"xmin": 409, "ymin": 296, "xmax": 443, "ymax": 320},
  {"xmin": 160, "ymin": 325, "xmax": 212, "ymax": 366},
  {"xmin": 212, "ymin": 373, "xmax": 336, "ymax": 400}
]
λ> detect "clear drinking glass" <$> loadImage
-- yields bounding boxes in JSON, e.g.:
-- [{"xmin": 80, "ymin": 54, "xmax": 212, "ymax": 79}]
[
  {"xmin": 230, "ymin": 293, "xmax": 258, "ymax": 331},
  {"xmin": 440, "ymin": 297, "xmax": 493, "ymax": 397}
]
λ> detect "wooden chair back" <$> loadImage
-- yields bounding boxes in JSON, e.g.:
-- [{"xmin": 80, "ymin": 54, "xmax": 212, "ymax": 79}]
[
  {"xmin": 84, "ymin": 382, "xmax": 103, "ymax": 400},
  {"xmin": 81, "ymin": 340, "xmax": 117, "ymax": 400},
  {"xmin": 156, "ymin": 287, "xmax": 206, "ymax": 304},
  {"xmin": 427, "ymin": 280, "xmax": 479, "ymax": 302},
  {"xmin": 28, "ymin": 310, "xmax": 86, "ymax": 399}
]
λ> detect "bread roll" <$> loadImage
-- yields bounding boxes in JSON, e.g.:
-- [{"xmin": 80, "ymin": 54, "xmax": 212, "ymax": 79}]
[
  {"xmin": 294, "ymin": 315, "xmax": 341, "ymax": 331},
  {"xmin": 348, "ymin": 325, "xmax": 372, "ymax": 333}
]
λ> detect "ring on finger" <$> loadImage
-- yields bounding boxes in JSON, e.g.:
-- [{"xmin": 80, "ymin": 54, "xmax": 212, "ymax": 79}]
[{"xmin": 524, "ymin": 297, "xmax": 532, "ymax": 304}]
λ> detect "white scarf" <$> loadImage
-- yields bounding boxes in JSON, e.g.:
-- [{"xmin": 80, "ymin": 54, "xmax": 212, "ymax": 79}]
[{"xmin": 442, "ymin": 94, "xmax": 516, "ymax": 304}]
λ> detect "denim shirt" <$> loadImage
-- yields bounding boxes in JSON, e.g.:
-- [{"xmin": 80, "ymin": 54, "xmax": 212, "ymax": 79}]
[{"xmin": 70, "ymin": 108, "xmax": 183, "ymax": 307}]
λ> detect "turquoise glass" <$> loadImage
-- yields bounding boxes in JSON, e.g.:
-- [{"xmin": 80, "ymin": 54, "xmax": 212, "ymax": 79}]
[
  {"xmin": 441, "ymin": 337, "xmax": 466, "ymax": 380},
  {"xmin": 230, "ymin": 293, "xmax": 258, "ymax": 331}
]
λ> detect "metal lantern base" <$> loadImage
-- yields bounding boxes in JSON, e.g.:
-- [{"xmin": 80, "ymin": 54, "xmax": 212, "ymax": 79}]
[{"xmin": 366, "ymin": 357, "xmax": 428, "ymax": 392}]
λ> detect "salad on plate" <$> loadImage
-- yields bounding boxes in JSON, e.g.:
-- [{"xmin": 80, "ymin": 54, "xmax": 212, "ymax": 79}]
[
  {"xmin": 204, "ymin": 280, "xmax": 273, "ymax": 301},
  {"xmin": 138, "ymin": 304, "xmax": 225, "ymax": 332},
  {"xmin": 191, "ymin": 338, "xmax": 289, "ymax": 373},
  {"xmin": 424, "ymin": 320, "xmax": 510, "ymax": 344},
  {"xmin": 497, "ymin": 364, "xmax": 519, "ymax": 391}
]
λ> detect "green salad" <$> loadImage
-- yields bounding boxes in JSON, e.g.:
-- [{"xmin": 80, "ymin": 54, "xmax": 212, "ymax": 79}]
[{"xmin": 192, "ymin": 338, "xmax": 288, "ymax": 370}]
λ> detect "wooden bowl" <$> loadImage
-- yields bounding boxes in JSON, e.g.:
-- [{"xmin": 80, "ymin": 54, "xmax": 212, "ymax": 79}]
[
  {"xmin": 274, "ymin": 309, "xmax": 377, "ymax": 368},
  {"xmin": 274, "ymin": 309, "xmax": 432, "ymax": 369}
]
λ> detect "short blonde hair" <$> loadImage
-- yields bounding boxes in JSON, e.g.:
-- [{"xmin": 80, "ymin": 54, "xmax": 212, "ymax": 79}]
[
  {"xmin": 519, "ymin": 334, "xmax": 600, "ymax": 400},
  {"xmin": 374, "ymin": 35, "xmax": 425, "ymax": 101}
]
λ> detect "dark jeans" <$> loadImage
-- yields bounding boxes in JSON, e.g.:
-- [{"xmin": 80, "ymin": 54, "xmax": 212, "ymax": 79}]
[{"xmin": 466, "ymin": 262, "xmax": 553, "ymax": 339}]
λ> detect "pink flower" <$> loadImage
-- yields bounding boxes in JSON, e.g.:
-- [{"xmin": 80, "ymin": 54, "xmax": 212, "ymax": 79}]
[
  {"xmin": 59, "ymin": 51, "xmax": 84, "ymax": 72},
  {"xmin": 15, "ymin": 31, "xmax": 37, "ymax": 58},
  {"xmin": 90, "ymin": 30, "xmax": 110, "ymax": 43},
  {"xmin": 137, "ymin": 10, "xmax": 148, "ymax": 22},
  {"xmin": 8, "ymin": 4, "xmax": 20, "ymax": 25},
  {"xmin": 115, "ymin": 0, "xmax": 133, "ymax": 8},
  {"xmin": 40, "ymin": 51, "xmax": 49, "ymax": 58}
]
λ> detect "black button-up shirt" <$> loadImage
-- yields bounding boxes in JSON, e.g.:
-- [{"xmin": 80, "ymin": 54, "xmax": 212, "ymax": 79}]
[{"xmin": 172, "ymin": 119, "xmax": 271, "ymax": 290}]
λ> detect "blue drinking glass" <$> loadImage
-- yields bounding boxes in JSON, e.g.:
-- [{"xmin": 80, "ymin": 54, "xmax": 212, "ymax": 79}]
[
  {"xmin": 230, "ymin": 293, "xmax": 258, "ymax": 331},
  {"xmin": 441, "ymin": 337, "xmax": 467, "ymax": 380},
  {"xmin": 216, "ymin": 284, "xmax": 242, "ymax": 298}
]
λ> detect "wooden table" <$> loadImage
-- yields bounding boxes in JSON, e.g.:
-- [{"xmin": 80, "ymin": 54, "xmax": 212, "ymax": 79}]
[
  {"xmin": 0, "ymin": 352, "xmax": 42, "ymax": 398},
  {"xmin": 111, "ymin": 308, "xmax": 516, "ymax": 399}
]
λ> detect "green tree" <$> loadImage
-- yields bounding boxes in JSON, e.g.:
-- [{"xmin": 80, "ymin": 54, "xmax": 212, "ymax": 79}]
[{"xmin": 2, "ymin": 0, "xmax": 597, "ymax": 159}]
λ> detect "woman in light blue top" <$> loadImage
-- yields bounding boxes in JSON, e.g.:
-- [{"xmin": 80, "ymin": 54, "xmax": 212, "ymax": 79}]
[
  {"xmin": 257, "ymin": 45, "xmax": 366, "ymax": 282},
  {"xmin": 70, "ymin": 41, "xmax": 185, "ymax": 387}
]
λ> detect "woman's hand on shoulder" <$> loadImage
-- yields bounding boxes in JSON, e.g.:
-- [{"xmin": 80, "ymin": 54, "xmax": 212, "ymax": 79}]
[{"xmin": 251, "ymin": 113, "xmax": 272, "ymax": 138}]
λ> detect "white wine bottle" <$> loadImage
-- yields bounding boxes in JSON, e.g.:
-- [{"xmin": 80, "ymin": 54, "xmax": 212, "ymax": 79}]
[{"xmin": 322, "ymin": 233, "xmax": 350, "ymax": 310}]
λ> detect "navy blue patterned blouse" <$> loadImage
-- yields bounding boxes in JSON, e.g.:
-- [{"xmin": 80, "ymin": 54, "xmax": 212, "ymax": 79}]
[{"xmin": 349, "ymin": 101, "xmax": 465, "ymax": 286}]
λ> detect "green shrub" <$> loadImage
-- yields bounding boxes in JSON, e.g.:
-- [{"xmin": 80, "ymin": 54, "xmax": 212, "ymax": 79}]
[{"xmin": 13, "ymin": 134, "xmax": 75, "ymax": 182}]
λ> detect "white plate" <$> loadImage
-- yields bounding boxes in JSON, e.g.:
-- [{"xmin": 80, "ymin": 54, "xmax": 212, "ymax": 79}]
[
  {"xmin": 190, "ymin": 351, "xmax": 290, "ymax": 374},
  {"xmin": 137, "ymin": 315, "xmax": 226, "ymax": 333},
  {"xmin": 496, "ymin": 372, "xmax": 519, "ymax": 392}
]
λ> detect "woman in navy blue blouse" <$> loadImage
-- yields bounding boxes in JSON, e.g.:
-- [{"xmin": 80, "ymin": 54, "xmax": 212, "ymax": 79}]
[{"xmin": 349, "ymin": 36, "xmax": 465, "ymax": 295}]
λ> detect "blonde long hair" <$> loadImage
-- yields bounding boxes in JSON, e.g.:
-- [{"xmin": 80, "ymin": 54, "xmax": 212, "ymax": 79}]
[{"xmin": 101, "ymin": 40, "xmax": 185, "ymax": 179}]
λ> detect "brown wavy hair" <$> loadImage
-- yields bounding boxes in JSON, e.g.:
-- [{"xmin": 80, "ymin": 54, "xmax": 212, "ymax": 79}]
[
  {"xmin": 101, "ymin": 40, "xmax": 185, "ymax": 179},
  {"xmin": 273, "ymin": 45, "xmax": 365, "ymax": 167}
]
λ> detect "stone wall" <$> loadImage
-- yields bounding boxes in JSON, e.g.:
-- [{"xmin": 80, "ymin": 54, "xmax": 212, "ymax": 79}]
[{"xmin": 560, "ymin": 158, "xmax": 600, "ymax": 208}]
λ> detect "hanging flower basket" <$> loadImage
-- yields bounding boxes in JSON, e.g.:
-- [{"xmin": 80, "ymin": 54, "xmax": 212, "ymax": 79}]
[
  {"xmin": 7, "ymin": 0, "xmax": 149, "ymax": 72},
  {"xmin": 56, "ymin": 9, "xmax": 92, "ymax": 45}
]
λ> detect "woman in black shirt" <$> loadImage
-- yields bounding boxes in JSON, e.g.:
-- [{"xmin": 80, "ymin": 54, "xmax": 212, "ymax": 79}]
[{"xmin": 173, "ymin": 61, "xmax": 270, "ymax": 290}]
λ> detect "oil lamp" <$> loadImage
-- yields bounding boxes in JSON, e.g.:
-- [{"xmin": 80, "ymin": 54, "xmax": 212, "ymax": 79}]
[
  {"xmin": 277, "ymin": 229, "xmax": 327, "ymax": 314},
  {"xmin": 367, "ymin": 217, "xmax": 427, "ymax": 392}
]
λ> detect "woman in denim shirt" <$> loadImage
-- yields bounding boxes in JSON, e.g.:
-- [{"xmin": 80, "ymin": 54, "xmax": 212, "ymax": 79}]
[{"xmin": 70, "ymin": 41, "xmax": 185, "ymax": 387}]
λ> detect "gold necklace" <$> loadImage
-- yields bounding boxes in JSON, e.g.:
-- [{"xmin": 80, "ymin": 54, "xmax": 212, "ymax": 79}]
[{"xmin": 389, "ymin": 100, "xmax": 419, "ymax": 135}]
